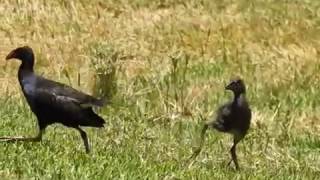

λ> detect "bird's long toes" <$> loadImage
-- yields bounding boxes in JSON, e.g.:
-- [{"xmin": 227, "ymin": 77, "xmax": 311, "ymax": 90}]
[
  {"xmin": 226, "ymin": 160, "xmax": 240, "ymax": 171},
  {"xmin": 0, "ymin": 136, "xmax": 24, "ymax": 140},
  {"xmin": 0, "ymin": 138, "xmax": 18, "ymax": 142},
  {"xmin": 0, "ymin": 136, "xmax": 25, "ymax": 142},
  {"xmin": 190, "ymin": 148, "xmax": 201, "ymax": 159}
]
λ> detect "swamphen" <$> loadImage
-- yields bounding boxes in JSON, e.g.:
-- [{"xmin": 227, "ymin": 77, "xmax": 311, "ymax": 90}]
[
  {"xmin": 1, "ymin": 46, "xmax": 106, "ymax": 153},
  {"xmin": 190, "ymin": 78, "xmax": 251, "ymax": 170}
]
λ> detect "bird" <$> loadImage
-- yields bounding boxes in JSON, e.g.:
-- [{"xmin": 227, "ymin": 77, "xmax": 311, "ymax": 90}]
[
  {"xmin": 190, "ymin": 78, "xmax": 251, "ymax": 170},
  {"xmin": 0, "ymin": 46, "xmax": 106, "ymax": 153}
]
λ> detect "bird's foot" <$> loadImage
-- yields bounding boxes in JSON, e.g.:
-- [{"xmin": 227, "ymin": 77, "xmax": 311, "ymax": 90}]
[
  {"xmin": 0, "ymin": 136, "xmax": 24, "ymax": 141},
  {"xmin": 85, "ymin": 147, "xmax": 90, "ymax": 154},
  {"xmin": 226, "ymin": 160, "xmax": 240, "ymax": 170},
  {"xmin": 0, "ymin": 136, "xmax": 41, "ymax": 142},
  {"xmin": 227, "ymin": 160, "xmax": 232, "ymax": 167},
  {"xmin": 189, "ymin": 147, "xmax": 202, "ymax": 160}
]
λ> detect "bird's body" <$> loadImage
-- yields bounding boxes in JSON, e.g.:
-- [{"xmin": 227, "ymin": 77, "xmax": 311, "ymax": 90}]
[
  {"xmin": 190, "ymin": 78, "xmax": 251, "ymax": 170},
  {"xmin": 1, "ymin": 46, "xmax": 105, "ymax": 153},
  {"xmin": 19, "ymin": 69, "xmax": 104, "ymax": 129},
  {"xmin": 213, "ymin": 94, "xmax": 251, "ymax": 137}
]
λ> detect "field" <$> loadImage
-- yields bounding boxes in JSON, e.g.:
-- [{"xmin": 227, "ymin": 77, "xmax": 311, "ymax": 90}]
[{"xmin": 0, "ymin": 0, "xmax": 320, "ymax": 179}]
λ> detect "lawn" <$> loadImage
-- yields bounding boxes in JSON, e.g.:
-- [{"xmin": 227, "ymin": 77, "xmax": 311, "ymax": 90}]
[{"xmin": 0, "ymin": 0, "xmax": 319, "ymax": 179}]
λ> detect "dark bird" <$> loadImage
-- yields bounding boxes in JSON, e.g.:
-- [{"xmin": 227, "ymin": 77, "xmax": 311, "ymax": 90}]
[
  {"xmin": 190, "ymin": 78, "xmax": 251, "ymax": 170},
  {"xmin": 0, "ymin": 46, "xmax": 106, "ymax": 153}
]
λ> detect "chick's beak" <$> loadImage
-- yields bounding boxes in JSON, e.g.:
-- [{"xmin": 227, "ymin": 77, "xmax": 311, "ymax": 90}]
[{"xmin": 225, "ymin": 83, "xmax": 232, "ymax": 90}]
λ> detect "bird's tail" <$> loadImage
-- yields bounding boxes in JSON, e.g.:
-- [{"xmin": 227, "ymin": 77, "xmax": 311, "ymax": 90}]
[
  {"xmin": 93, "ymin": 98, "xmax": 105, "ymax": 107},
  {"xmin": 93, "ymin": 97, "xmax": 115, "ymax": 107},
  {"xmin": 83, "ymin": 108, "xmax": 106, "ymax": 127},
  {"xmin": 80, "ymin": 98, "xmax": 106, "ymax": 108}
]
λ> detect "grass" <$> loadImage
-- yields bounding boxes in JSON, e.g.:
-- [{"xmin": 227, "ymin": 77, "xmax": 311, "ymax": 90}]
[{"xmin": 0, "ymin": 0, "xmax": 320, "ymax": 179}]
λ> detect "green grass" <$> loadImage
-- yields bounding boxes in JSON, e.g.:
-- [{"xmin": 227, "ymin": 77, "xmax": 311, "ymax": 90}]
[{"xmin": 0, "ymin": 0, "xmax": 320, "ymax": 179}]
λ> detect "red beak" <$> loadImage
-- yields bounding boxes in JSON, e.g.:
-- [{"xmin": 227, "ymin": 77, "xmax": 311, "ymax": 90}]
[{"xmin": 5, "ymin": 50, "xmax": 16, "ymax": 60}]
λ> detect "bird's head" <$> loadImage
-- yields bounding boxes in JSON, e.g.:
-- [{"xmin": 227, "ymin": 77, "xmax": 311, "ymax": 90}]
[
  {"xmin": 225, "ymin": 78, "xmax": 246, "ymax": 94},
  {"xmin": 6, "ymin": 46, "xmax": 34, "ymax": 62}
]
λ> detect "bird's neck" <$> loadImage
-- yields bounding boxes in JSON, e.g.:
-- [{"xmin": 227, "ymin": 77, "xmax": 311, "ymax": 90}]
[
  {"xmin": 233, "ymin": 92, "xmax": 245, "ymax": 105},
  {"xmin": 18, "ymin": 55, "xmax": 35, "ymax": 75},
  {"xmin": 20, "ymin": 60, "xmax": 34, "ymax": 71},
  {"xmin": 18, "ymin": 60, "xmax": 34, "ymax": 81}
]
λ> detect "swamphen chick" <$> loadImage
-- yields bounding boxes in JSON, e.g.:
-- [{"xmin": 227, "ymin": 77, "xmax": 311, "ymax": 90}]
[
  {"xmin": 191, "ymin": 78, "xmax": 251, "ymax": 170},
  {"xmin": 1, "ymin": 46, "xmax": 106, "ymax": 153}
]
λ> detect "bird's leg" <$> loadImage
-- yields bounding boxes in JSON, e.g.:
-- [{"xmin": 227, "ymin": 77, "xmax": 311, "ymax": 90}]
[
  {"xmin": 227, "ymin": 134, "xmax": 243, "ymax": 170},
  {"xmin": 76, "ymin": 127, "xmax": 90, "ymax": 153},
  {"xmin": 228, "ymin": 143, "xmax": 239, "ymax": 169},
  {"xmin": 190, "ymin": 123, "xmax": 209, "ymax": 159},
  {"xmin": 0, "ymin": 128, "xmax": 44, "ymax": 142}
]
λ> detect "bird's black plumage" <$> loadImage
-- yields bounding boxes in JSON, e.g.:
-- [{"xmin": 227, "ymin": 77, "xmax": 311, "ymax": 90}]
[
  {"xmin": 0, "ymin": 46, "xmax": 106, "ymax": 153},
  {"xmin": 190, "ymin": 78, "xmax": 251, "ymax": 170}
]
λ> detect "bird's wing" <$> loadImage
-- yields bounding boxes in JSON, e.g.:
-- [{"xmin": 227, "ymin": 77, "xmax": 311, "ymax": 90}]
[
  {"xmin": 214, "ymin": 103, "xmax": 233, "ymax": 123},
  {"xmin": 217, "ymin": 103, "xmax": 232, "ymax": 119},
  {"xmin": 34, "ymin": 76, "xmax": 104, "ymax": 107}
]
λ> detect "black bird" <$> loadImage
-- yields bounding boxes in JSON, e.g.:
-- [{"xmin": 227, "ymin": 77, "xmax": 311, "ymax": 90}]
[
  {"xmin": 0, "ymin": 46, "xmax": 106, "ymax": 153},
  {"xmin": 190, "ymin": 78, "xmax": 251, "ymax": 170}
]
